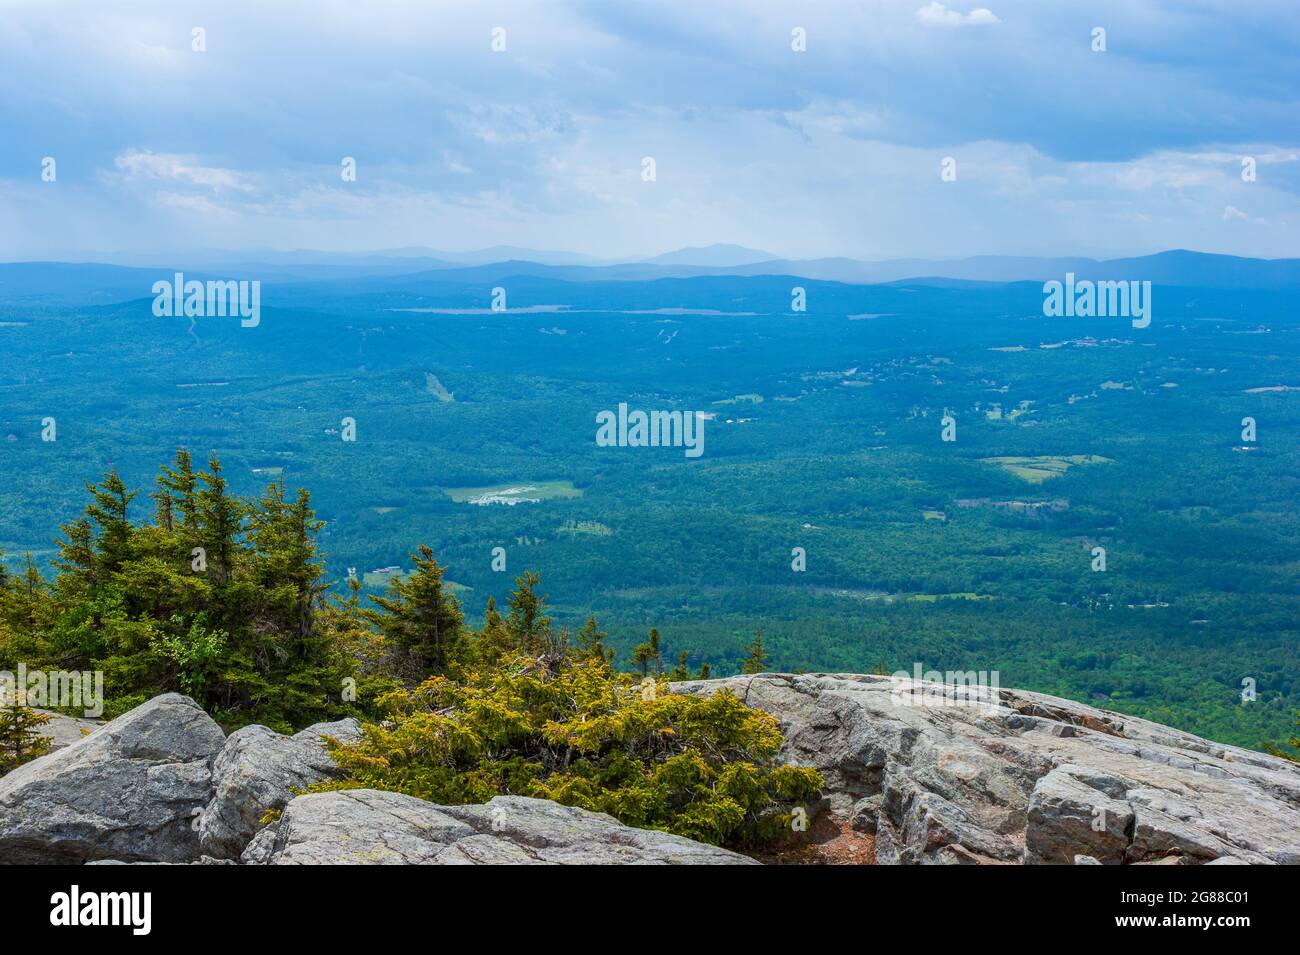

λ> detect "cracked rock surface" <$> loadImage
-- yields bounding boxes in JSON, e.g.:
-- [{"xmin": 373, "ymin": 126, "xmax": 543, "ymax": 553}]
[
  {"xmin": 672, "ymin": 673, "xmax": 1300, "ymax": 865},
  {"xmin": 242, "ymin": 790, "xmax": 756, "ymax": 865},
  {"xmin": 198, "ymin": 719, "xmax": 362, "ymax": 860}
]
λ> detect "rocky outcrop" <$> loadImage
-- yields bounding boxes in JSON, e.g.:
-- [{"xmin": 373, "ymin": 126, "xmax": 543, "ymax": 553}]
[
  {"xmin": 673, "ymin": 673, "xmax": 1300, "ymax": 865},
  {"xmin": 6, "ymin": 695, "xmax": 748, "ymax": 866},
  {"xmin": 0, "ymin": 694, "xmax": 224, "ymax": 864},
  {"xmin": 242, "ymin": 790, "xmax": 756, "ymax": 865},
  {"xmin": 8, "ymin": 679, "xmax": 1299, "ymax": 866},
  {"xmin": 197, "ymin": 719, "xmax": 362, "ymax": 859}
]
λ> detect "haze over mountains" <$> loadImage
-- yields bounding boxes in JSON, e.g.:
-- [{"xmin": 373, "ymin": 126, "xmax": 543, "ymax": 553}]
[{"xmin": 4, "ymin": 246, "xmax": 1300, "ymax": 308}]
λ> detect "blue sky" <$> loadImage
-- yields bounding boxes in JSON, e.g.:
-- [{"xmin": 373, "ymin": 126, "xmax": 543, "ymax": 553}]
[{"xmin": 1, "ymin": 0, "xmax": 1297, "ymax": 261}]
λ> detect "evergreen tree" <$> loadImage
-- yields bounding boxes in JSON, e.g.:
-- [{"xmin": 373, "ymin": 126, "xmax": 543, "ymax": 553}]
[
  {"xmin": 742, "ymin": 626, "xmax": 768, "ymax": 674},
  {"xmin": 196, "ymin": 456, "xmax": 243, "ymax": 584},
  {"xmin": 0, "ymin": 700, "xmax": 52, "ymax": 774},
  {"xmin": 247, "ymin": 481, "xmax": 325, "ymax": 643},
  {"xmin": 53, "ymin": 516, "xmax": 95, "ymax": 590},
  {"xmin": 2, "ymin": 455, "xmax": 364, "ymax": 731},
  {"xmin": 669, "ymin": 650, "xmax": 691, "ymax": 681},
  {"xmin": 157, "ymin": 449, "xmax": 199, "ymax": 532},
  {"xmin": 504, "ymin": 571, "xmax": 551, "ymax": 656},
  {"xmin": 84, "ymin": 469, "xmax": 137, "ymax": 577},
  {"xmin": 0, "ymin": 554, "xmax": 40, "ymax": 632},
  {"xmin": 474, "ymin": 596, "xmax": 514, "ymax": 665},
  {"xmin": 0, "ymin": 554, "xmax": 51, "ymax": 663},
  {"xmin": 573, "ymin": 615, "xmax": 612, "ymax": 664},
  {"xmin": 367, "ymin": 545, "xmax": 465, "ymax": 675},
  {"xmin": 697, "ymin": 662, "xmax": 712, "ymax": 680},
  {"xmin": 632, "ymin": 627, "xmax": 663, "ymax": 677}
]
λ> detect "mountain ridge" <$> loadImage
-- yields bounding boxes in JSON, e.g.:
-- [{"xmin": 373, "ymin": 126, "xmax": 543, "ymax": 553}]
[{"xmin": 6, "ymin": 248, "xmax": 1299, "ymax": 310}]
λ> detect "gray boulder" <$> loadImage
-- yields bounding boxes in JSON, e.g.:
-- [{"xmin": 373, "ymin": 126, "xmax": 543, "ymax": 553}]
[
  {"xmin": 673, "ymin": 673, "xmax": 1300, "ymax": 865},
  {"xmin": 33, "ymin": 709, "xmax": 103, "ymax": 753},
  {"xmin": 198, "ymin": 718, "xmax": 360, "ymax": 859},
  {"xmin": 243, "ymin": 790, "xmax": 757, "ymax": 865},
  {"xmin": 291, "ymin": 718, "xmax": 363, "ymax": 749},
  {"xmin": 0, "ymin": 694, "xmax": 224, "ymax": 864}
]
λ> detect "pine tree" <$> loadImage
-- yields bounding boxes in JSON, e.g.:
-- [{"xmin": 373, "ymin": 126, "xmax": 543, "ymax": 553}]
[
  {"xmin": 573, "ymin": 615, "xmax": 612, "ymax": 664},
  {"xmin": 0, "ymin": 700, "xmax": 52, "ymax": 774},
  {"xmin": 53, "ymin": 516, "xmax": 95, "ymax": 592},
  {"xmin": 247, "ymin": 481, "xmax": 325, "ymax": 643},
  {"xmin": 742, "ymin": 626, "xmax": 768, "ymax": 674},
  {"xmin": 474, "ymin": 596, "xmax": 514, "ymax": 665},
  {"xmin": 669, "ymin": 650, "xmax": 691, "ymax": 681},
  {"xmin": 0, "ymin": 554, "xmax": 42, "ymax": 633},
  {"xmin": 196, "ymin": 456, "xmax": 243, "ymax": 584},
  {"xmin": 697, "ymin": 662, "xmax": 712, "ymax": 680},
  {"xmin": 504, "ymin": 571, "xmax": 551, "ymax": 656},
  {"xmin": 367, "ymin": 545, "xmax": 465, "ymax": 675},
  {"xmin": 1, "ymin": 555, "xmax": 51, "ymax": 661},
  {"xmin": 157, "ymin": 449, "xmax": 200, "ymax": 532},
  {"xmin": 632, "ymin": 627, "xmax": 663, "ymax": 677},
  {"xmin": 84, "ymin": 469, "xmax": 137, "ymax": 578}
]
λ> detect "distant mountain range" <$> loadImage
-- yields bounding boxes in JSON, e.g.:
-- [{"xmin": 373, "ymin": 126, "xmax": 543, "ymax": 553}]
[{"xmin": 3, "ymin": 247, "xmax": 1299, "ymax": 307}]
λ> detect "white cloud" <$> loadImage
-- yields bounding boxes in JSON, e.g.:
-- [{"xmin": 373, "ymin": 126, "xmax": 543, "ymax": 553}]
[
  {"xmin": 780, "ymin": 101, "xmax": 890, "ymax": 140},
  {"xmin": 916, "ymin": 3, "xmax": 1000, "ymax": 27},
  {"xmin": 113, "ymin": 150, "xmax": 256, "ymax": 193},
  {"xmin": 1221, "ymin": 205, "xmax": 1269, "ymax": 225}
]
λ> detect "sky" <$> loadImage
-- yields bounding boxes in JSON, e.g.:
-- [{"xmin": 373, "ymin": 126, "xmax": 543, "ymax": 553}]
[{"xmin": 1, "ymin": 0, "xmax": 1297, "ymax": 262}]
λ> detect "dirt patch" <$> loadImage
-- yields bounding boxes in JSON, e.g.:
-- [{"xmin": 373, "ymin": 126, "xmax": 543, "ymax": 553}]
[{"xmin": 746, "ymin": 813, "xmax": 876, "ymax": 865}]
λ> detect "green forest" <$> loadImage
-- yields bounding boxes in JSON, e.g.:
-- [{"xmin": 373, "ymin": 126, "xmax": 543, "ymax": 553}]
[
  {"xmin": 2, "ymin": 272, "xmax": 1298, "ymax": 752},
  {"xmin": 0, "ymin": 451, "xmax": 822, "ymax": 844}
]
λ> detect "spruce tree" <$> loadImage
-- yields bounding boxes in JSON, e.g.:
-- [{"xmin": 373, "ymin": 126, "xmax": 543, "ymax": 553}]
[
  {"xmin": 632, "ymin": 627, "xmax": 662, "ymax": 677},
  {"xmin": 53, "ymin": 516, "xmax": 95, "ymax": 589},
  {"xmin": 84, "ymin": 469, "xmax": 137, "ymax": 578},
  {"xmin": 367, "ymin": 545, "xmax": 465, "ymax": 674},
  {"xmin": 0, "ymin": 555, "xmax": 51, "ymax": 661},
  {"xmin": 0, "ymin": 700, "xmax": 52, "ymax": 774},
  {"xmin": 504, "ymin": 571, "xmax": 551, "ymax": 656},
  {"xmin": 669, "ymin": 650, "xmax": 691, "ymax": 681},
  {"xmin": 248, "ymin": 481, "xmax": 325, "ymax": 643},
  {"xmin": 196, "ymin": 456, "xmax": 243, "ymax": 584},
  {"xmin": 157, "ymin": 449, "xmax": 199, "ymax": 532},
  {"xmin": 742, "ymin": 626, "xmax": 768, "ymax": 674},
  {"xmin": 474, "ymin": 596, "xmax": 514, "ymax": 665},
  {"xmin": 573, "ymin": 615, "xmax": 612, "ymax": 664}
]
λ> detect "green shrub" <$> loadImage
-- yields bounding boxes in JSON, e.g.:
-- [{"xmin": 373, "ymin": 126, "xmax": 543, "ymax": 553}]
[{"xmin": 317, "ymin": 654, "xmax": 822, "ymax": 846}]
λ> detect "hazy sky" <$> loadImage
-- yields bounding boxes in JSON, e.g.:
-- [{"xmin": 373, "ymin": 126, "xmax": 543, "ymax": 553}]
[{"xmin": 1, "ymin": 0, "xmax": 1297, "ymax": 261}]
